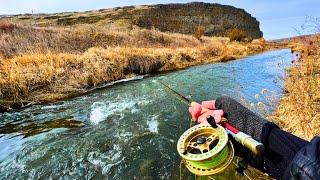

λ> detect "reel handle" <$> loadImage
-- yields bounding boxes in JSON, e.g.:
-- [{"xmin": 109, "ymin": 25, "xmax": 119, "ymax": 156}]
[{"xmin": 206, "ymin": 115, "xmax": 218, "ymax": 128}]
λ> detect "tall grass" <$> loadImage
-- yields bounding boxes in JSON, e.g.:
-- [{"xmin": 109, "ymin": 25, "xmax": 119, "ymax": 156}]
[
  {"xmin": 0, "ymin": 21, "xmax": 266, "ymax": 111},
  {"xmin": 0, "ymin": 22, "xmax": 203, "ymax": 58},
  {"xmin": 228, "ymin": 28, "xmax": 246, "ymax": 42},
  {"xmin": 0, "ymin": 21, "xmax": 16, "ymax": 33},
  {"xmin": 271, "ymin": 34, "xmax": 320, "ymax": 140}
]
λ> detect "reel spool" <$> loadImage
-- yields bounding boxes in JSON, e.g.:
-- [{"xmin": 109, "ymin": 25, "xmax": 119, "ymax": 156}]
[{"xmin": 177, "ymin": 124, "xmax": 234, "ymax": 176}]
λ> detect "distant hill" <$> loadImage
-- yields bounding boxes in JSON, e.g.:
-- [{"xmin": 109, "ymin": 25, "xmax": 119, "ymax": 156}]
[{"xmin": 1, "ymin": 2, "xmax": 263, "ymax": 38}]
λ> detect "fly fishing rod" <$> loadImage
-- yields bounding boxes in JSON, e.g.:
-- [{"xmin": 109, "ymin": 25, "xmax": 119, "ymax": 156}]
[
  {"xmin": 159, "ymin": 81, "xmax": 264, "ymax": 155},
  {"xmin": 159, "ymin": 81, "xmax": 264, "ymax": 176}
]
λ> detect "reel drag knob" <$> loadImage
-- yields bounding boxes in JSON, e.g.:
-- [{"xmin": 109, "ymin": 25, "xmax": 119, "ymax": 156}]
[{"xmin": 196, "ymin": 136, "xmax": 207, "ymax": 144}]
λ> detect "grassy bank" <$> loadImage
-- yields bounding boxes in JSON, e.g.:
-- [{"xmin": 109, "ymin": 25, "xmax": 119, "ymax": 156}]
[
  {"xmin": 0, "ymin": 21, "xmax": 265, "ymax": 111},
  {"xmin": 271, "ymin": 34, "xmax": 320, "ymax": 140}
]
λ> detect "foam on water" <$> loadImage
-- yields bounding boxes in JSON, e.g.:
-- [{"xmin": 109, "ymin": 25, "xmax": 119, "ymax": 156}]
[
  {"xmin": 147, "ymin": 115, "xmax": 159, "ymax": 133},
  {"xmin": 89, "ymin": 75, "xmax": 145, "ymax": 91},
  {"xmin": 40, "ymin": 104, "xmax": 65, "ymax": 110},
  {"xmin": 0, "ymin": 135, "xmax": 24, "ymax": 161},
  {"xmin": 114, "ymin": 131, "xmax": 133, "ymax": 142},
  {"xmin": 89, "ymin": 97, "xmax": 150, "ymax": 124},
  {"xmin": 87, "ymin": 144, "xmax": 123, "ymax": 175},
  {"xmin": 89, "ymin": 102, "xmax": 108, "ymax": 124}
]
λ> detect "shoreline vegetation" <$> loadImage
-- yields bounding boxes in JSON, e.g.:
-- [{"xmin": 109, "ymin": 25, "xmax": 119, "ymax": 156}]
[
  {"xmin": 271, "ymin": 34, "xmax": 320, "ymax": 141},
  {"xmin": 0, "ymin": 21, "xmax": 266, "ymax": 112}
]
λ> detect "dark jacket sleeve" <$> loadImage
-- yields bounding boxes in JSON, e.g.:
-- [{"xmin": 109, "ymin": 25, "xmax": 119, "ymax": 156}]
[
  {"xmin": 261, "ymin": 123, "xmax": 308, "ymax": 179},
  {"xmin": 215, "ymin": 96, "xmax": 320, "ymax": 179},
  {"xmin": 283, "ymin": 136, "xmax": 320, "ymax": 180}
]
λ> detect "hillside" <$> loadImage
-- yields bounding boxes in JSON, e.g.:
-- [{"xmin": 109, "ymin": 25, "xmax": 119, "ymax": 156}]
[
  {"xmin": 1, "ymin": 2, "xmax": 262, "ymax": 38},
  {"xmin": 0, "ymin": 2, "xmax": 267, "ymax": 111}
]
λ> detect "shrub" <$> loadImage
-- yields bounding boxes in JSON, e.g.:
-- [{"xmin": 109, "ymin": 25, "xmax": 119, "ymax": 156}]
[
  {"xmin": 194, "ymin": 26, "xmax": 205, "ymax": 41},
  {"xmin": 0, "ymin": 21, "xmax": 16, "ymax": 33},
  {"xmin": 246, "ymin": 37, "xmax": 253, "ymax": 43},
  {"xmin": 228, "ymin": 28, "xmax": 246, "ymax": 42},
  {"xmin": 258, "ymin": 37, "xmax": 266, "ymax": 44},
  {"xmin": 124, "ymin": 55, "xmax": 164, "ymax": 74},
  {"xmin": 271, "ymin": 35, "xmax": 320, "ymax": 140}
]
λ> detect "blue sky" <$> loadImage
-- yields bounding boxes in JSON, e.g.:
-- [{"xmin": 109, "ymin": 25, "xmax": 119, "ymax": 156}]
[{"xmin": 0, "ymin": 0, "xmax": 319, "ymax": 39}]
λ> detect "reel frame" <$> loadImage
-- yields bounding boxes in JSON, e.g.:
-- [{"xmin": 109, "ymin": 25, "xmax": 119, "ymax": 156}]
[{"xmin": 177, "ymin": 124, "xmax": 234, "ymax": 176}]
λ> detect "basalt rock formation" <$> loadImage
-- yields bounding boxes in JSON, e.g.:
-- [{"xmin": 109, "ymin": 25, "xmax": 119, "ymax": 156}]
[
  {"xmin": 135, "ymin": 2, "xmax": 263, "ymax": 38},
  {"xmin": 2, "ymin": 2, "xmax": 263, "ymax": 38}
]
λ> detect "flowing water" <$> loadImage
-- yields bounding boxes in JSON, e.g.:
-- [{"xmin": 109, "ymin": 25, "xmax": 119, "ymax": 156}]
[{"xmin": 0, "ymin": 49, "xmax": 295, "ymax": 179}]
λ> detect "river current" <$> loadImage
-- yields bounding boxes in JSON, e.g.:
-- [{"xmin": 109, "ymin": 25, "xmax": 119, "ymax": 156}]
[{"xmin": 0, "ymin": 49, "xmax": 295, "ymax": 179}]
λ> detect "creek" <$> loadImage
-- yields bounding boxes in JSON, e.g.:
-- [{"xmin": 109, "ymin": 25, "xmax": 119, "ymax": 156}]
[{"xmin": 0, "ymin": 49, "xmax": 295, "ymax": 179}]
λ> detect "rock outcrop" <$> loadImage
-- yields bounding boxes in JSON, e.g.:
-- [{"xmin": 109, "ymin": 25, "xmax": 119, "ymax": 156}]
[
  {"xmin": 135, "ymin": 2, "xmax": 263, "ymax": 38},
  {"xmin": 2, "ymin": 2, "xmax": 263, "ymax": 38}
]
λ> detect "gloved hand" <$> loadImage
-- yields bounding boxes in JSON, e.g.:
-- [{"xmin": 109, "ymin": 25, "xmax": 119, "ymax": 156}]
[
  {"xmin": 189, "ymin": 96, "xmax": 278, "ymax": 175},
  {"xmin": 189, "ymin": 96, "xmax": 268, "ymax": 143},
  {"xmin": 188, "ymin": 100, "xmax": 224, "ymax": 124}
]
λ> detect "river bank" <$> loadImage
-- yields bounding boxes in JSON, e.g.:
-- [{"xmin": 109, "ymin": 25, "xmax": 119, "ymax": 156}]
[
  {"xmin": 2, "ymin": 22, "xmax": 318, "ymax": 142},
  {"xmin": 271, "ymin": 34, "xmax": 320, "ymax": 140},
  {"xmin": 0, "ymin": 22, "xmax": 266, "ymax": 112}
]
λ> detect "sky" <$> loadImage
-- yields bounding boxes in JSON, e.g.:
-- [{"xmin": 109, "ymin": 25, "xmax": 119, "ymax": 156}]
[{"xmin": 0, "ymin": 0, "xmax": 319, "ymax": 39}]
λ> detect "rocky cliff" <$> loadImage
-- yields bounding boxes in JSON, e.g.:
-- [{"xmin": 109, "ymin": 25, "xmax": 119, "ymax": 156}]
[
  {"xmin": 2, "ymin": 2, "xmax": 263, "ymax": 38},
  {"xmin": 135, "ymin": 2, "xmax": 263, "ymax": 38}
]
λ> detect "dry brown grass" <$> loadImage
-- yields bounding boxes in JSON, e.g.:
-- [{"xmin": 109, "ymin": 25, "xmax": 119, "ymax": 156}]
[
  {"xmin": 0, "ymin": 22, "xmax": 266, "ymax": 111},
  {"xmin": 0, "ymin": 22, "xmax": 203, "ymax": 58},
  {"xmin": 228, "ymin": 28, "xmax": 247, "ymax": 42},
  {"xmin": 194, "ymin": 26, "xmax": 205, "ymax": 41},
  {"xmin": 271, "ymin": 34, "xmax": 320, "ymax": 140},
  {"xmin": 0, "ymin": 21, "xmax": 17, "ymax": 33}
]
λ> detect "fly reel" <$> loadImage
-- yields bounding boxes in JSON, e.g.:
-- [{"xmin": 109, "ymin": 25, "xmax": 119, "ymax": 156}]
[{"xmin": 177, "ymin": 124, "xmax": 234, "ymax": 176}]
